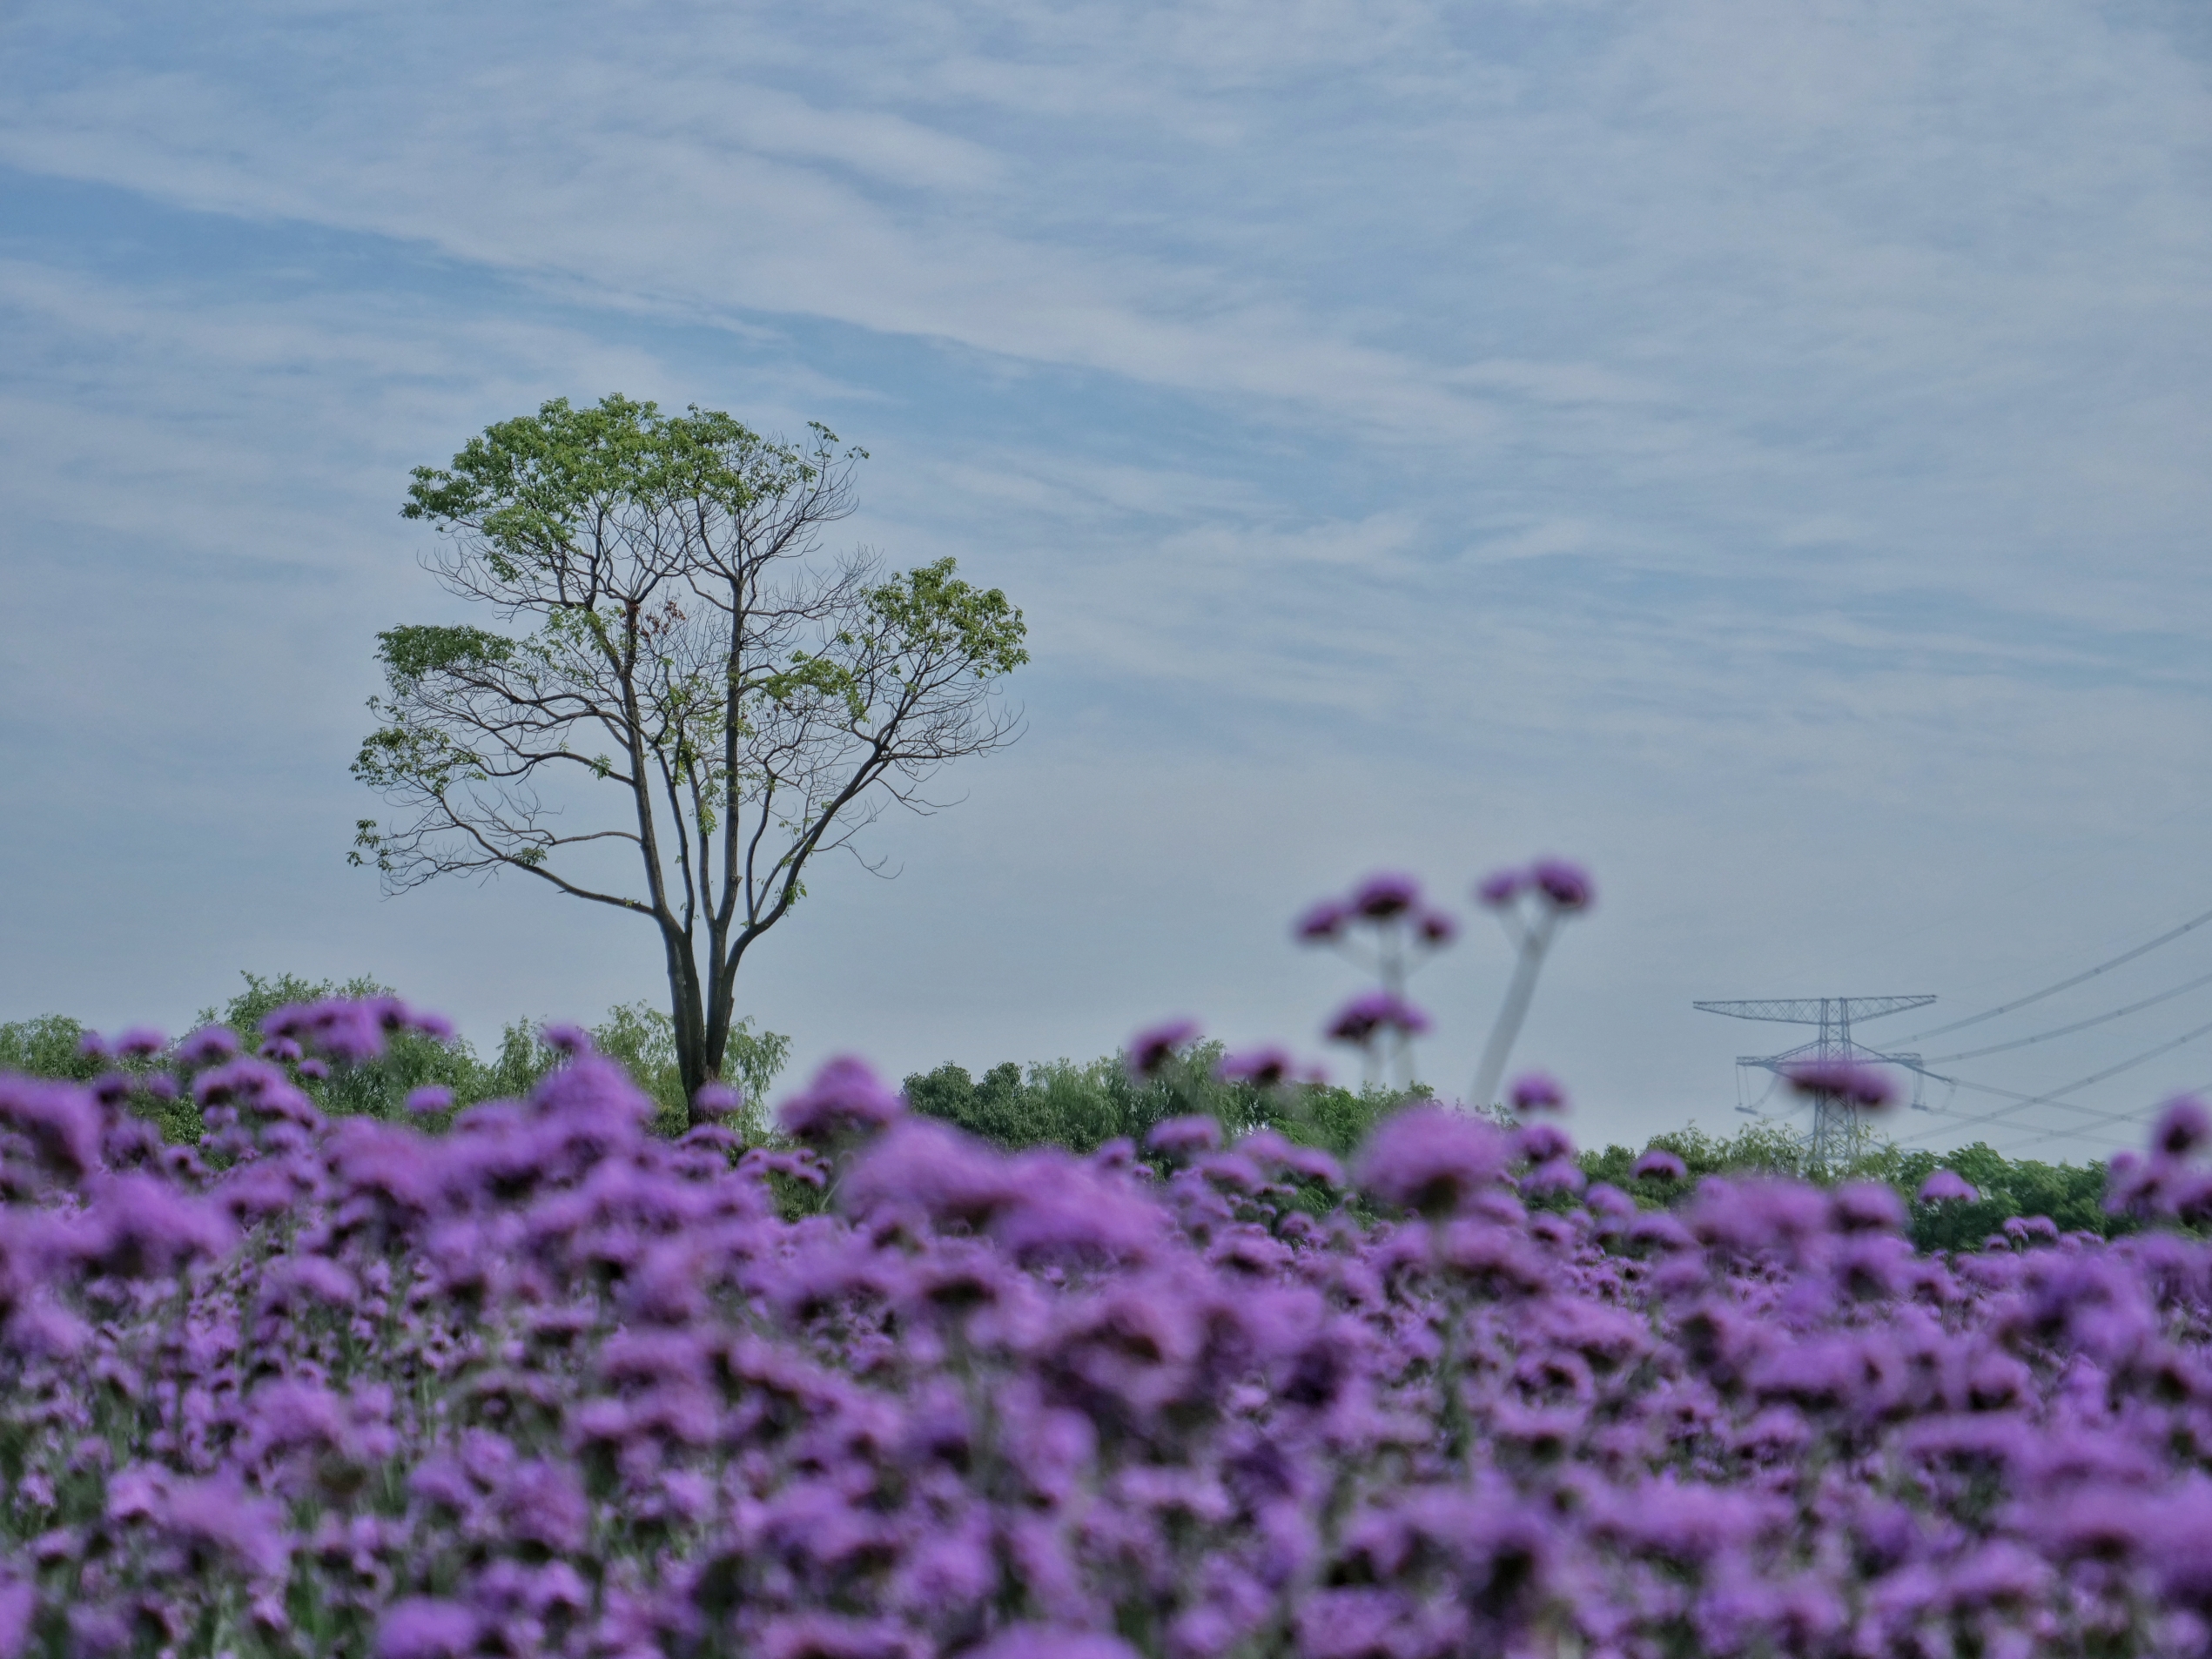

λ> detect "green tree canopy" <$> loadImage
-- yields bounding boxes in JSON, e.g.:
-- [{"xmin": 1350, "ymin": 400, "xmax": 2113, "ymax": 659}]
[{"xmin": 353, "ymin": 397, "xmax": 1027, "ymax": 1100}]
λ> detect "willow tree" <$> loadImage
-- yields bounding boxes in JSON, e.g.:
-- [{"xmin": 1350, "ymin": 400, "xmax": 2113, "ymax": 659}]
[{"xmin": 351, "ymin": 395, "xmax": 1028, "ymax": 1100}]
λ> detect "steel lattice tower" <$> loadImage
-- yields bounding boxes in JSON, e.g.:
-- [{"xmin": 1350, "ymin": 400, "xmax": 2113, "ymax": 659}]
[{"xmin": 1693, "ymin": 997, "xmax": 1934, "ymax": 1167}]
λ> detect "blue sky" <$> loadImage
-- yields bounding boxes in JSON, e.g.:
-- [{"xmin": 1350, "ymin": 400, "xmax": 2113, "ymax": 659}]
[{"xmin": 3, "ymin": 0, "xmax": 2209, "ymax": 1156}]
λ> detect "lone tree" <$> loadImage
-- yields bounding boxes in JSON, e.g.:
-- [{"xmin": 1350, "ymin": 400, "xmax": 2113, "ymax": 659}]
[{"xmin": 352, "ymin": 395, "xmax": 1028, "ymax": 1102}]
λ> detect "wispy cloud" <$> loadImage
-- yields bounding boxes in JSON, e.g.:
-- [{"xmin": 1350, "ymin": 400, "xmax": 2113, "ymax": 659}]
[{"xmin": 2, "ymin": 0, "xmax": 2209, "ymax": 1146}]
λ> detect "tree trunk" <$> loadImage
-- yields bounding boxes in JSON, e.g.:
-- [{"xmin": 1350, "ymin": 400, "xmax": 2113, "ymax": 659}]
[{"xmin": 663, "ymin": 924, "xmax": 711, "ymax": 1105}]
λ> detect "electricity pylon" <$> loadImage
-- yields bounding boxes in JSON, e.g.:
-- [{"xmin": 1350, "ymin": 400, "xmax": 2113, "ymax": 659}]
[{"xmin": 1693, "ymin": 997, "xmax": 1934, "ymax": 1167}]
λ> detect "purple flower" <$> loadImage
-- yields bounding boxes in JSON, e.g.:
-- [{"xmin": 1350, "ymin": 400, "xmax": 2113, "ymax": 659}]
[
  {"xmin": 1294, "ymin": 899, "xmax": 1350, "ymax": 943},
  {"xmin": 1831, "ymin": 1180, "xmax": 1906, "ymax": 1232},
  {"xmin": 1523, "ymin": 1158, "xmax": 1585, "ymax": 1197},
  {"xmin": 1127, "ymin": 1018, "xmax": 1200, "ymax": 1078},
  {"xmin": 0, "ymin": 1576, "xmax": 31, "ymax": 1659},
  {"xmin": 1356, "ymin": 1105, "xmax": 1511, "ymax": 1216},
  {"xmin": 2155, "ymin": 1095, "xmax": 2212, "ymax": 1158},
  {"xmin": 1918, "ymin": 1167, "xmax": 1978, "ymax": 1203},
  {"xmin": 0, "ymin": 1078, "xmax": 102, "ymax": 1180},
  {"xmin": 1529, "ymin": 858, "xmax": 1594, "ymax": 910},
  {"xmin": 1215, "ymin": 1046, "xmax": 1295, "ymax": 1087},
  {"xmin": 173, "ymin": 1025, "xmax": 239, "ymax": 1069},
  {"xmin": 777, "ymin": 1057, "xmax": 904, "ymax": 1143},
  {"xmin": 1585, "ymin": 1181, "xmax": 1637, "ymax": 1219},
  {"xmin": 991, "ymin": 1152, "xmax": 1163, "ymax": 1264},
  {"xmin": 1236, "ymin": 1128, "xmax": 1343, "ymax": 1186},
  {"xmin": 73, "ymin": 1177, "xmax": 239, "ymax": 1276},
  {"xmin": 377, "ymin": 1598, "xmax": 481, "ymax": 1659},
  {"xmin": 265, "ymin": 999, "xmax": 388, "ymax": 1064},
  {"xmin": 1476, "ymin": 869, "xmax": 1524, "ymax": 908},
  {"xmin": 297, "ymin": 1057, "xmax": 329, "ymax": 1081},
  {"xmin": 259, "ymin": 1036, "xmax": 303, "ymax": 1064},
  {"xmin": 1691, "ymin": 1177, "xmax": 1832, "ymax": 1255},
  {"xmin": 1631, "ymin": 1146, "xmax": 1688, "ymax": 1182},
  {"xmin": 1350, "ymin": 872, "xmax": 1420, "ymax": 920},
  {"xmin": 1415, "ymin": 908, "xmax": 1457, "ymax": 945},
  {"xmin": 970, "ymin": 1627, "xmax": 1143, "ymax": 1659},
  {"xmin": 159, "ymin": 1474, "xmax": 289, "ymax": 1579},
  {"xmin": 541, "ymin": 1021, "xmax": 593, "ymax": 1057},
  {"xmin": 406, "ymin": 1085, "xmax": 454, "ymax": 1115},
  {"xmin": 1325, "ymin": 992, "xmax": 1429, "ymax": 1047},
  {"xmin": 1516, "ymin": 1120, "xmax": 1575, "ymax": 1163},
  {"xmin": 1509, "ymin": 1071, "xmax": 1568, "ymax": 1114},
  {"xmin": 1784, "ymin": 1059, "xmax": 1894, "ymax": 1111},
  {"xmin": 690, "ymin": 1081, "xmax": 743, "ymax": 1125},
  {"xmin": 113, "ymin": 1027, "xmax": 167, "ymax": 1059},
  {"xmin": 76, "ymin": 1031, "xmax": 110, "ymax": 1061},
  {"xmin": 843, "ymin": 1118, "xmax": 1020, "ymax": 1228},
  {"xmin": 1146, "ymin": 1115, "xmax": 1221, "ymax": 1157}
]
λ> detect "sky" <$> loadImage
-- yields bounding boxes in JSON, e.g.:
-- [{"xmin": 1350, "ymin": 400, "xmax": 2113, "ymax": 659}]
[{"xmin": 3, "ymin": 0, "xmax": 2209, "ymax": 1159}]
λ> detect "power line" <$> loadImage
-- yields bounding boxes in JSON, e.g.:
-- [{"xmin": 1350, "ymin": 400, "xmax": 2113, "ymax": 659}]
[
  {"xmin": 1925, "ymin": 964, "xmax": 2212, "ymax": 1064},
  {"xmin": 1899, "ymin": 1011, "xmax": 2212, "ymax": 1145},
  {"xmin": 1899, "ymin": 903, "xmax": 2212, "ymax": 1044},
  {"xmin": 1988, "ymin": 1115, "xmax": 2157, "ymax": 1157},
  {"xmin": 1991, "ymin": 1084, "xmax": 2208, "ymax": 1157}
]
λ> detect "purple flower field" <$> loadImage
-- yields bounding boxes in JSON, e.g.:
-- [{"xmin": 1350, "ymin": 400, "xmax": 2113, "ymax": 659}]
[{"xmin": 3, "ymin": 991, "xmax": 2212, "ymax": 1658}]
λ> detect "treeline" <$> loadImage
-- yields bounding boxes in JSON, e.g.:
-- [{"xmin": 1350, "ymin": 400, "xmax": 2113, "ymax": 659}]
[
  {"xmin": 1, "ymin": 992, "xmax": 2123, "ymax": 1250},
  {"xmin": 905, "ymin": 1053, "xmax": 2127, "ymax": 1250},
  {"xmin": 1579, "ymin": 1121, "xmax": 2122, "ymax": 1252},
  {"xmin": 0, "ymin": 972, "xmax": 790, "ymax": 1141},
  {"xmin": 901, "ymin": 1043, "xmax": 1406, "ymax": 1167}
]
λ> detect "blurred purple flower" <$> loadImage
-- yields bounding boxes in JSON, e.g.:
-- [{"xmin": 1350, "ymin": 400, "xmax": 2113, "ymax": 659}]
[
  {"xmin": 0, "ymin": 1576, "xmax": 30, "ymax": 1659},
  {"xmin": 1127, "ymin": 1018, "xmax": 1200, "ymax": 1078},
  {"xmin": 0, "ymin": 1078, "xmax": 103, "ymax": 1180},
  {"xmin": 1146, "ymin": 1115, "xmax": 1221, "ymax": 1157},
  {"xmin": 1918, "ymin": 1168, "xmax": 1978, "ymax": 1203},
  {"xmin": 73, "ymin": 1174, "xmax": 239, "ymax": 1277},
  {"xmin": 1350, "ymin": 872, "xmax": 1420, "ymax": 920},
  {"xmin": 970, "ymin": 1627, "xmax": 1144, "ymax": 1659},
  {"xmin": 1325, "ymin": 992, "xmax": 1429, "ymax": 1047},
  {"xmin": 1523, "ymin": 1158, "xmax": 1585, "ymax": 1198},
  {"xmin": 2156, "ymin": 1095, "xmax": 2212, "ymax": 1158},
  {"xmin": 777, "ymin": 1057, "xmax": 905, "ymax": 1144},
  {"xmin": 690, "ymin": 1081, "xmax": 743, "ymax": 1125},
  {"xmin": 1357, "ymin": 1106, "xmax": 1511, "ymax": 1217},
  {"xmin": 1475, "ymin": 869, "xmax": 1524, "ymax": 908},
  {"xmin": 843, "ymin": 1118, "xmax": 1019, "ymax": 1229},
  {"xmin": 1585, "ymin": 1181, "xmax": 1637, "ymax": 1220},
  {"xmin": 1294, "ymin": 899, "xmax": 1350, "ymax": 943},
  {"xmin": 1516, "ymin": 1120, "xmax": 1575, "ymax": 1164},
  {"xmin": 1631, "ymin": 1146, "xmax": 1688, "ymax": 1182},
  {"xmin": 1831, "ymin": 1181, "xmax": 1906, "ymax": 1233},
  {"xmin": 160, "ymin": 1474, "xmax": 289, "ymax": 1579},
  {"xmin": 406, "ymin": 1085, "xmax": 454, "ymax": 1116},
  {"xmin": 1236, "ymin": 1129, "xmax": 1343, "ymax": 1186},
  {"xmin": 173, "ymin": 1026, "xmax": 240, "ymax": 1069},
  {"xmin": 1529, "ymin": 858, "xmax": 1594, "ymax": 910},
  {"xmin": 1784, "ymin": 1059, "xmax": 1895, "ymax": 1111},
  {"xmin": 1215, "ymin": 1046, "xmax": 1294, "ymax": 1087},
  {"xmin": 1415, "ymin": 908, "xmax": 1457, "ymax": 945},
  {"xmin": 265, "ymin": 999, "xmax": 387, "ymax": 1064},
  {"xmin": 377, "ymin": 1598, "xmax": 481, "ymax": 1659},
  {"xmin": 75, "ymin": 1031, "xmax": 110, "ymax": 1062},
  {"xmin": 113, "ymin": 1027, "xmax": 166, "ymax": 1059},
  {"xmin": 1509, "ymin": 1071, "xmax": 1567, "ymax": 1114},
  {"xmin": 541, "ymin": 1022, "xmax": 593, "ymax": 1058},
  {"xmin": 296, "ymin": 1058, "xmax": 329, "ymax": 1081}
]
